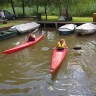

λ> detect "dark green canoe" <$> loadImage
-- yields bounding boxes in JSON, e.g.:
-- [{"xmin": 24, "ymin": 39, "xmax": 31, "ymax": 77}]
[{"xmin": 0, "ymin": 30, "xmax": 17, "ymax": 40}]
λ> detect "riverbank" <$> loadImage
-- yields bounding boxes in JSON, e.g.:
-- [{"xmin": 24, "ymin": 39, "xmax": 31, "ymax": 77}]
[
  {"xmin": 0, "ymin": 16, "xmax": 95, "ymax": 30},
  {"xmin": 1, "ymin": 21, "xmax": 96, "ymax": 31},
  {"xmin": 36, "ymin": 21, "xmax": 96, "ymax": 28}
]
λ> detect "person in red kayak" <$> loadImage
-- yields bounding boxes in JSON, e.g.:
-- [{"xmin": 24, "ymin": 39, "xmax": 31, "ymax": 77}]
[
  {"xmin": 57, "ymin": 39, "xmax": 65, "ymax": 50},
  {"xmin": 27, "ymin": 33, "xmax": 36, "ymax": 42}
]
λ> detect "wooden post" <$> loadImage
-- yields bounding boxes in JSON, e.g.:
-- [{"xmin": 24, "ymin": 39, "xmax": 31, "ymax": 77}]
[
  {"xmin": 93, "ymin": 13, "xmax": 96, "ymax": 22},
  {"xmin": 44, "ymin": 23, "xmax": 46, "ymax": 29},
  {"xmin": 55, "ymin": 23, "xmax": 58, "ymax": 29}
]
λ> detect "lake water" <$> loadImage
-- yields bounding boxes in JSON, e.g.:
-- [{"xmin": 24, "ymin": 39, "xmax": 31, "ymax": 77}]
[{"xmin": 0, "ymin": 28, "xmax": 96, "ymax": 96}]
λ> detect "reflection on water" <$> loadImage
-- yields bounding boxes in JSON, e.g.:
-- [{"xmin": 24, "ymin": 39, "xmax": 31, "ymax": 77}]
[
  {"xmin": 46, "ymin": 74, "xmax": 53, "ymax": 85},
  {"xmin": 0, "ymin": 28, "xmax": 96, "ymax": 96}
]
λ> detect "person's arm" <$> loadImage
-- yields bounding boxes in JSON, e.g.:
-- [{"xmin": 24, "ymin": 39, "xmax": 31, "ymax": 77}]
[
  {"xmin": 64, "ymin": 43, "xmax": 68, "ymax": 49},
  {"xmin": 33, "ymin": 34, "xmax": 36, "ymax": 38},
  {"xmin": 24, "ymin": 35, "xmax": 29, "ymax": 41}
]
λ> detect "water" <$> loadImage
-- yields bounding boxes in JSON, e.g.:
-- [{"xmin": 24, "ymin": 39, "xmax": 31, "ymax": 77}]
[{"xmin": 0, "ymin": 28, "xmax": 96, "ymax": 96}]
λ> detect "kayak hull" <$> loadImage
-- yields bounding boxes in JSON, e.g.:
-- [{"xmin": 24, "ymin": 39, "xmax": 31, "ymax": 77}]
[
  {"xmin": 3, "ymin": 34, "xmax": 44, "ymax": 54},
  {"xmin": 51, "ymin": 40, "xmax": 67, "ymax": 74}
]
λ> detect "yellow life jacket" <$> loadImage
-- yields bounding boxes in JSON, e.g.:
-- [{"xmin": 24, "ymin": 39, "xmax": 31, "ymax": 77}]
[{"xmin": 57, "ymin": 42, "xmax": 65, "ymax": 48}]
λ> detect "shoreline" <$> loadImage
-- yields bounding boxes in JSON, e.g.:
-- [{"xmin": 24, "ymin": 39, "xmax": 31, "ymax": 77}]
[{"xmin": 0, "ymin": 21, "xmax": 96, "ymax": 31}]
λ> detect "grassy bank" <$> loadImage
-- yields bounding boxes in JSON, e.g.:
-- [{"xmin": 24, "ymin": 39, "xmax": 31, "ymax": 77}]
[
  {"xmin": 42, "ymin": 16, "xmax": 93, "ymax": 22},
  {"xmin": 0, "ymin": 19, "xmax": 33, "ymax": 28},
  {"xmin": 0, "ymin": 16, "xmax": 93, "ymax": 28},
  {"xmin": 72, "ymin": 17, "xmax": 93, "ymax": 22}
]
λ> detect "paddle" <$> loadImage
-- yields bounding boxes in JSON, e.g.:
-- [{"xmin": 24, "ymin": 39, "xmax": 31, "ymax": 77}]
[
  {"xmin": 42, "ymin": 46, "xmax": 82, "ymax": 51},
  {"xmin": 52, "ymin": 47, "xmax": 81, "ymax": 50},
  {"xmin": 71, "ymin": 47, "xmax": 81, "ymax": 50}
]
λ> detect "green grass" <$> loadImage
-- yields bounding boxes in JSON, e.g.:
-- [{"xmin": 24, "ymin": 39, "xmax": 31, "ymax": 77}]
[
  {"xmin": 0, "ymin": 16, "xmax": 93, "ymax": 28},
  {"xmin": 72, "ymin": 17, "xmax": 93, "ymax": 22},
  {"xmin": 42, "ymin": 16, "xmax": 59, "ymax": 21},
  {"xmin": 0, "ymin": 20, "xmax": 32, "ymax": 28},
  {"xmin": 42, "ymin": 16, "xmax": 93, "ymax": 22}
]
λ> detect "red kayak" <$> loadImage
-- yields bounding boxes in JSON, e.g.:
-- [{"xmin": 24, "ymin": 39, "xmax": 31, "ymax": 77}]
[
  {"xmin": 3, "ymin": 34, "xmax": 44, "ymax": 54},
  {"xmin": 51, "ymin": 40, "xmax": 67, "ymax": 74}
]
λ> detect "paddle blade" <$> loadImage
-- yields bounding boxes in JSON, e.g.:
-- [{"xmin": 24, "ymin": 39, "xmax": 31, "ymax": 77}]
[{"xmin": 73, "ymin": 47, "xmax": 81, "ymax": 50}]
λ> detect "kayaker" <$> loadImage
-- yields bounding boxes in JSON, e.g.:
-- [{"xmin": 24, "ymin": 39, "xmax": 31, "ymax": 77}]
[
  {"xmin": 57, "ymin": 39, "xmax": 65, "ymax": 50},
  {"xmin": 27, "ymin": 33, "xmax": 36, "ymax": 42}
]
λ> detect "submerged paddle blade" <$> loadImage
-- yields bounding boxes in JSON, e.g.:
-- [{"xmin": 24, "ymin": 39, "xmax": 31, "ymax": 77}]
[{"xmin": 73, "ymin": 47, "xmax": 81, "ymax": 50}]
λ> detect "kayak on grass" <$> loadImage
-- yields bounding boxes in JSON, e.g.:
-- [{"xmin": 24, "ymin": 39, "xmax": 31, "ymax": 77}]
[
  {"xmin": 3, "ymin": 34, "xmax": 44, "ymax": 54},
  {"xmin": 51, "ymin": 40, "xmax": 67, "ymax": 74}
]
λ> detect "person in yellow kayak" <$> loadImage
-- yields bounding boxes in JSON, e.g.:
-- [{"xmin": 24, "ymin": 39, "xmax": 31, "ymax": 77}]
[
  {"xmin": 57, "ymin": 39, "xmax": 65, "ymax": 50},
  {"xmin": 27, "ymin": 33, "xmax": 36, "ymax": 42}
]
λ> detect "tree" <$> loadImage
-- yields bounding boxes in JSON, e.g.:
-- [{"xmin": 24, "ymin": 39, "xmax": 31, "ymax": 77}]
[
  {"xmin": 53, "ymin": 0, "xmax": 63, "ymax": 17},
  {"xmin": 40, "ymin": 0, "xmax": 52, "ymax": 20},
  {"xmin": 0, "ymin": 0, "xmax": 16, "ymax": 16},
  {"xmin": 10, "ymin": 0, "xmax": 16, "ymax": 16},
  {"xmin": 29, "ymin": 0, "xmax": 52, "ymax": 20},
  {"xmin": 33, "ymin": 0, "xmax": 41, "ymax": 13},
  {"xmin": 0, "ymin": 0, "xmax": 10, "ymax": 6},
  {"xmin": 62, "ymin": 0, "xmax": 95, "ymax": 19},
  {"xmin": 22, "ymin": 0, "xmax": 25, "ymax": 16},
  {"xmin": 53, "ymin": 0, "xmax": 81, "ymax": 20}
]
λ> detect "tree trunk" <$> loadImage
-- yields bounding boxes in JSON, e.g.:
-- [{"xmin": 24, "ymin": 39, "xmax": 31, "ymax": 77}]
[
  {"xmin": 44, "ymin": 7, "xmax": 47, "ymax": 20},
  {"xmin": 65, "ymin": 6, "xmax": 69, "ymax": 18},
  {"xmin": 27, "ymin": 0, "xmax": 30, "ymax": 7},
  {"xmin": 36, "ymin": 5, "xmax": 39, "ymax": 13},
  {"xmin": 59, "ymin": 3, "xmax": 62, "ymax": 17},
  {"xmin": 10, "ymin": 0, "xmax": 16, "ymax": 16},
  {"xmin": 22, "ymin": 0, "xmax": 25, "ymax": 16}
]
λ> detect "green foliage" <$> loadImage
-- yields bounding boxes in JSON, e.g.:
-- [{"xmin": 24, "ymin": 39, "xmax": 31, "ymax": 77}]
[
  {"xmin": 0, "ymin": 0, "xmax": 96, "ymax": 17},
  {"xmin": 72, "ymin": 1, "xmax": 96, "ymax": 16}
]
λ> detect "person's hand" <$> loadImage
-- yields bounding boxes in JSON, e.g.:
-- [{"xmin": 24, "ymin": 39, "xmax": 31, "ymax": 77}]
[
  {"xmin": 64, "ymin": 46, "xmax": 68, "ymax": 49},
  {"xmin": 53, "ymin": 47, "xmax": 56, "ymax": 49}
]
